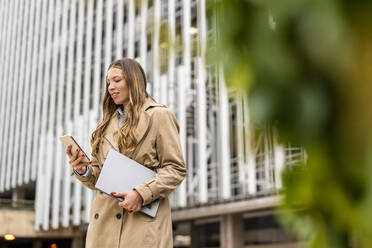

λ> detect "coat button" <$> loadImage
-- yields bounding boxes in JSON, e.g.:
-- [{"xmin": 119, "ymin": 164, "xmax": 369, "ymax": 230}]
[
  {"xmin": 116, "ymin": 213, "xmax": 122, "ymax": 219},
  {"xmin": 94, "ymin": 213, "xmax": 99, "ymax": 219}
]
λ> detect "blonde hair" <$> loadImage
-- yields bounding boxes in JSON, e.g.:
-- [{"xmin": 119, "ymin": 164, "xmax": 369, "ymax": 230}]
[{"xmin": 91, "ymin": 58, "xmax": 150, "ymax": 156}]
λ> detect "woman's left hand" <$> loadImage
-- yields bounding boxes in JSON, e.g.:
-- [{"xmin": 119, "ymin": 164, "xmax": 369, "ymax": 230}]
[{"xmin": 112, "ymin": 190, "xmax": 143, "ymax": 213}]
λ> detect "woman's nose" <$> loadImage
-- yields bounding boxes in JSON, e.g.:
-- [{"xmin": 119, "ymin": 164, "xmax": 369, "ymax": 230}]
[{"xmin": 108, "ymin": 82, "xmax": 115, "ymax": 91}]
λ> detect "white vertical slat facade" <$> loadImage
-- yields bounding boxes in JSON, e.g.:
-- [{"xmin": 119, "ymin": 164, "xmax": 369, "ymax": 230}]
[
  {"xmin": 104, "ymin": 0, "xmax": 114, "ymax": 71},
  {"xmin": 243, "ymin": 95, "xmax": 257, "ymax": 195},
  {"xmin": 127, "ymin": 0, "xmax": 135, "ymax": 58},
  {"xmin": 71, "ymin": 0, "xmax": 85, "ymax": 226},
  {"xmin": 44, "ymin": 0, "xmax": 61, "ymax": 230},
  {"xmin": 181, "ymin": 0, "xmax": 193, "ymax": 204},
  {"xmin": 116, "ymin": 0, "xmax": 125, "ymax": 60},
  {"xmin": 18, "ymin": 0, "xmax": 36, "ymax": 186},
  {"xmin": 61, "ymin": 0, "xmax": 76, "ymax": 228},
  {"xmin": 160, "ymin": 74, "xmax": 168, "ymax": 105},
  {"xmin": 0, "ymin": 0, "xmax": 302, "ymax": 231},
  {"xmin": 13, "ymin": 0, "xmax": 28, "ymax": 188},
  {"xmin": 92, "ymin": 0, "xmax": 104, "ymax": 121},
  {"xmin": 139, "ymin": 0, "xmax": 148, "ymax": 71},
  {"xmin": 176, "ymin": 66, "xmax": 187, "ymax": 207},
  {"xmin": 5, "ymin": 0, "xmax": 20, "ymax": 191},
  {"xmin": 196, "ymin": 57, "xmax": 208, "ymax": 203},
  {"xmin": 31, "ymin": 0, "xmax": 48, "ymax": 185},
  {"xmin": 8, "ymin": 0, "xmax": 23, "ymax": 190},
  {"xmin": 236, "ymin": 94, "xmax": 244, "ymax": 188},
  {"xmin": 0, "ymin": 0, "xmax": 12, "ymax": 191},
  {"xmin": 218, "ymin": 66, "xmax": 231, "ymax": 199},
  {"xmin": 52, "ymin": 0, "xmax": 69, "ymax": 228},
  {"xmin": 197, "ymin": 0, "xmax": 208, "ymax": 203},
  {"xmin": 152, "ymin": 0, "xmax": 161, "ymax": 102},
  {"xmin": 82, "ymin": 0, "xmax": 95, "ymax": 223},
  {"xmin": 38, "ymin": 0, "xmax": 55, "ymax": 230},
  {"xmin": 0, "ymin": 0, "xmax": 5, "ymax": 190},
  {"xmin": 168, "ymin": 0, "xmax": 176, "ymax": 110},
  {"xmin": 24, "ymin": 0, "xmax": 42, "ymax": 184}
]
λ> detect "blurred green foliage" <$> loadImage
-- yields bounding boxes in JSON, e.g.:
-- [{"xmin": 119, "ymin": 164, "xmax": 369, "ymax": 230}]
[{"xmin": 208, "ymin": 0, "xmax": 372, "ymax": 247}]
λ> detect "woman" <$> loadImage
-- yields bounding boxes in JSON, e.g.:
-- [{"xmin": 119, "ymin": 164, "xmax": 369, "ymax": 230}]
[{"xmin": 65, "ymin": 58, "xmax": 186, "ymax": 248}]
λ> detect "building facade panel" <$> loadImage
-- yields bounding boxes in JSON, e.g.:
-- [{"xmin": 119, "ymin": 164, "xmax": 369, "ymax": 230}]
[
  {"xmin": 0, "ymin": 0, "xmax": 11, "ymax": 192},
  {"xmin": 0, "ymin": 0, "xmax": 305, "ymax": 238}
]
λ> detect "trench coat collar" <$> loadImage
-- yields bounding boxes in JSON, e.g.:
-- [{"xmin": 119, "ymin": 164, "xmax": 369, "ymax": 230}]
[{"xmin": 103, "ymin": 97, "xmax": 163, "ymax": 152}]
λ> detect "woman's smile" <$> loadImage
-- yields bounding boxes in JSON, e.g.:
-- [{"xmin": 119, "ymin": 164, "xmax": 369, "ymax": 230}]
[{"xmin": 111, "ymin": 92, "xmax": 120, "ymax": 98}]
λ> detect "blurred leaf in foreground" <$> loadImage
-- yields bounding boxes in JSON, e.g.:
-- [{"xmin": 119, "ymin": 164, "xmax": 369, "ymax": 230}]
[{"xmin": 209, "ymin": 0, "xmax": 372, "ymax": 247}]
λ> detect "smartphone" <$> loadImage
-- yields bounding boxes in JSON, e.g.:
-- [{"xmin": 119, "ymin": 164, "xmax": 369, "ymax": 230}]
[{"xmin": 59, "ymin": 135, "xmax": 90, "ymax": 163}]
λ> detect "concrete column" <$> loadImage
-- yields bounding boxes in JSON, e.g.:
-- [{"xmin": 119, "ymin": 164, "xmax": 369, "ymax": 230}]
[
  {"xmin": 71, "ymin": 237, "xmax": 83, "ymax": 248},
  {"xmin": 220, "ymin": 214, "xmax": 244, "ymax": 248},
  {"xmin": 12, "ymin": 188, "xmax": 25, "ymax": 207},
  {"xmin": 32, "ymin": 240, "xmax": 42, "ymax": 248},
  {"xmin": 190, "ymin": 221, "xmax": 199, "ymax": 248}
]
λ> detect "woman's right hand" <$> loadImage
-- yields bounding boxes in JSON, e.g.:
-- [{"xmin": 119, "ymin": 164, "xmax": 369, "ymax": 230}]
[{"xmin": 65, "ymin": 145, "xmax": 91, "ymax": 174}]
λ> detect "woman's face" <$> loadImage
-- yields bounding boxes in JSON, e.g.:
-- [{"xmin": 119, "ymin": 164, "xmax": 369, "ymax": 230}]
[{"xmin": 106, "ymin": 67, "xmax": 129, "ymax": 106}]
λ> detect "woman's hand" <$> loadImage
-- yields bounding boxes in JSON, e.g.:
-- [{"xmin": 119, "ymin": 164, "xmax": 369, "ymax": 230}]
[
  {"xmin": 65, "ymin": 145, "xmax": 91, "ymax": 174},
  {"xmin": 112, "ymin": 190, "xmax": 144, "ymax": 213}
]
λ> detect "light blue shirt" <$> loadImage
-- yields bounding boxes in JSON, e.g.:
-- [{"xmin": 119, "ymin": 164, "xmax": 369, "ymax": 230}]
[
  {"xmin": 74, "ymin": 107, "xmax": 125, "ymax": 177},
  {"xmin": 117, "ymin": 107, "xmax": 125, "ymax": 127}
]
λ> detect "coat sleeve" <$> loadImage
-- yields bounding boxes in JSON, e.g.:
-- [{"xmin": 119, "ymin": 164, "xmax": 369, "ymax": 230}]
[
  {"xmin": 73, "ymin": 153, "xmax": 102, "ymax": 190},
  {"xmin": 134, "ymin": 108, "xmax": 187, "ymax": 206}
]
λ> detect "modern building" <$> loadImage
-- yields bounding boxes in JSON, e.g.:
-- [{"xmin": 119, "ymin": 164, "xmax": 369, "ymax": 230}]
[{"xmin": 0, "ymin": 0, "xmax": 305, "ymax": 247}]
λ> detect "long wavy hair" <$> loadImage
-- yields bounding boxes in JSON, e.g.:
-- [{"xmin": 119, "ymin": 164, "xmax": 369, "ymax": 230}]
[{"xmin": 91, "ymin": 58, "xmax": 150, "ymax": 156}]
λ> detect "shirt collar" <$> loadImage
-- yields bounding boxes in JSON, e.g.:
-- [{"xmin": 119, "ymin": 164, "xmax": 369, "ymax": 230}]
[{"xmin": 117, "ymin": 107, "xmax": 124, "ymax": 117}]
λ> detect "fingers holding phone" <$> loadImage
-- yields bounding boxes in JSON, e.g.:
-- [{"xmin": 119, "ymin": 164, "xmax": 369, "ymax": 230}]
[
  {"xmin": 60, "ymin": 136, "xmax": 92, "ymax": 174},
  {"xmin": 66, "ymin": 145, "xmax": 91, "ymax": 174}
]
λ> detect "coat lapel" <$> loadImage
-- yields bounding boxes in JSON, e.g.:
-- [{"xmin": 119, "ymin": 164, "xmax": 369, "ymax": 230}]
[
  {"xmin": 133, "ymin": 98, "xmax": 164, "ymax": 145},
  {"xmin": 103, "ymin": 97, "xmax": 164, "ymax": 154}
]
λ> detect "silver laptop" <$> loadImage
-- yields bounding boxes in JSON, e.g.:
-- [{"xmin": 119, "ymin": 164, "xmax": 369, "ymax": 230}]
[{"xmin": 95, "ymin": 149, "xmax": 160, "ymax": 218}]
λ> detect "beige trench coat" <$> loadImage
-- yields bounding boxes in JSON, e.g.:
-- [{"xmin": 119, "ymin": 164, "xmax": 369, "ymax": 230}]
[{"xmin": 73, "ymin": 98, "xmax": 187, "ymax": 248}]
